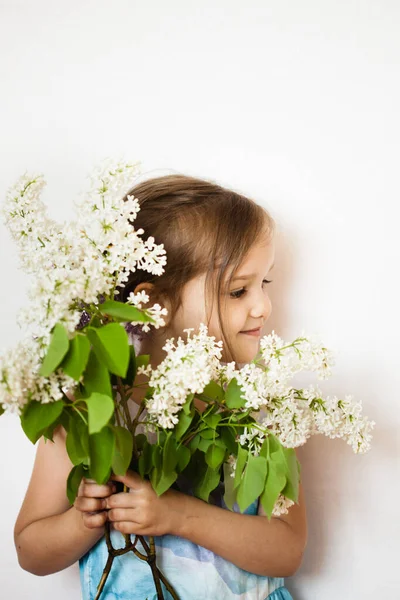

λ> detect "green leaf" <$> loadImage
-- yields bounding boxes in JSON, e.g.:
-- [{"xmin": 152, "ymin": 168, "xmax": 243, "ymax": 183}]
[
  {"xmin": 264, "ymin": 434, "xmax": 300, "ymax": 504},
  {"xmin": 182, "ymin": 393, "xmax": 194, "ymax": 415},
  {"xmin": 259, "ymin": 436, "xmax": 270, "ymax": 459},
  {"xmin": 121, "ymin": 345, "xmax": 137, "ymax": 386},
  {"xmin": 61, "ymin": 334, "xmax": 90, "ymax": 381},
  {"xmin": 111, "ymin": 426, "xmax": 133, "ymax": 475},
  {"xmin": 88, "ymin": 426, "xmax": 115, "ymax": 484},
  {"xmin": 83, "ymin": 350, "xmax": 112, "ymax": 397},
  {"xmin": 260, "ymin": 461, "xmax": 286, "ymax": 520},
  {"xmin": 66, "ymin": 412, "xmax": 89, "ymax": 465},
  {"xmin": 136, "ymin": 354, "xmax": 150, "ymax": 370},
  {"xmin": 0, "ymin": 404, "xmax": 5, "ymax": 417},
  {"xmin": 42, "ymin": 408, "xmax": 69, "ymax": 442},
  {"xmin": 152, "ymin": 444, "xmax": 162, "ymax": 470},
  {"xmin": 198, "ymin": 437, "xmax": 214, "ymax": 453},
  {"xmin": 182, "ymin": 448, "xmax": 202, "ymax": 481},
  {"xmin": 87, "ymin": 323, "xmax": 130, "ymax": 377},
  {"xmin": 39, "ymin": 323, "xmax": 70, "ymax": 377},
  {"xmin": 188, "ymin": 433, "xmax": 201, "ymax": 453},
  {"xmin": 203, "ymin": 413, "xmax": 222, "ymax": 429},
  {"xmin": 233, "ymin": 444, "xmax": 248, "ymax": 489},
  {"xmin": 194, "ymin": 464, "xmax": 221, "ymax": 502},
  {"xmin": 134, "ymin": 433, "xmax": 147, "ymax": 451},
  {"xmin": 205, "ymin": 443, "xmax": 226, "ymax": 469},
  {"xmin": 177, "ymin": 445, "xmax": 191, "ymax": 472},
  {"xmin": 139, "ymin": 441, "xmax": 153, "ymax": 477},
  {"xmin": 202, "ymin": 380, "xmax": 224, "ymax": 401},
  {"xmin": 99, "ymin": 300, "xmax": 156, "ymax": 324},
  {"xmin": 151, "ymin": 468, "xmax": 178, "ymax": 496},
  {"xmin": 268, "ymin": 433, "xmax": 282, "ymax": 455},
  {"xmin": 236, "ymin": 454, "xmax": 268, "ymax": 512},
  {"xmin": 175, "ymin": 408, "xmax": 194, "ymax": 441},
  {"xmin": 21, "ymin": 400, "xmax": 64, "ymax": 444},
  {"xmin": 220, "ymin": 426, "xmax": 237, "ymax": 454},
  {"xmin": 66, "ymin": 463, "xmax": 85, "ymax": 505},
  {"xmin": 84, "ymin": 393, "xmax": 114, "ymax": 434},
  {"xmin": 277, "ymin": 446, "xmax": 300, "ymax": 503},
  {"xmin": 199, "ymin": 428, "xmax": 216, "ymax": 439},
  {"xmin": 158, "ymin": 430, "xmax": 167, "ymax": 445},
  {"xmin": 162, "ymin": 434, "xmax": 178, "ymax": 475},
  {"xmin": 225, "ymin": 378, "xmax": 246, "ymax": 409},
  {"xmin": 229, "ymin": 420, "xmax": 246, "ymax": 438},
  {"xmin": 223, "ymin": 462, "xmax": 237, "ymax": 510}
]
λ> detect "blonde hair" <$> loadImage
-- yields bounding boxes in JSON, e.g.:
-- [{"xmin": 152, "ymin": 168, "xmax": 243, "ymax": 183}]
[{"xmin": 115, "ymin": 174, "xmax": 275, "ymax": 365}]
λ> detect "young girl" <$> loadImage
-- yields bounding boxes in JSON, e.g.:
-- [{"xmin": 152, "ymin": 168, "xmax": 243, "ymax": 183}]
[{"xmin": 14, "ymin": 174, "xmax": 307, "ymax": 599}]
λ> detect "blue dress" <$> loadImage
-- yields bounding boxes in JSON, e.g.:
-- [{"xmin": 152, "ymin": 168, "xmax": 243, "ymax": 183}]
[{"xmin": 79, "ymin": 476, "xmax": 294, "ymax": 600}]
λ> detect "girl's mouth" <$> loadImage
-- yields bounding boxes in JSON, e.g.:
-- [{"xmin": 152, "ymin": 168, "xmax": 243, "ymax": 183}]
[{"xmin": 240, "ymin": 328, "xmax": 261, "ymax": 337}]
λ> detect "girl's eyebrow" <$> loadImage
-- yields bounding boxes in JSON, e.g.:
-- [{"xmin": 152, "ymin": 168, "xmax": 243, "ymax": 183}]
[{"xmin": 232, "ymin": 262, "xmax": 275, "ymax": 281}]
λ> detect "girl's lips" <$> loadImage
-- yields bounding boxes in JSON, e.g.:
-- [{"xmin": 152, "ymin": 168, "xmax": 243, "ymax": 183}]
[{"xmin": 240, "ymin": 328, "xmax": 261, "ymax": 336}]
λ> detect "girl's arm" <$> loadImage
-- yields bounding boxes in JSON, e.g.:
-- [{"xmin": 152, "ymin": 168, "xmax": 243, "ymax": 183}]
[
  {"xmin": 14, "ymin": 426, "xmax": 113, "ymax": 576},
  {"xmin": 173, "ymin": 480, "xmax": 307, "ymax": 577}
]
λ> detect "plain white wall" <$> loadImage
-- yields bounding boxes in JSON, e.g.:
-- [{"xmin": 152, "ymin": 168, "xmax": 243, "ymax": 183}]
[{"xmin": 0, "ymin": 1, "xmax": 398, "ymax": 598}]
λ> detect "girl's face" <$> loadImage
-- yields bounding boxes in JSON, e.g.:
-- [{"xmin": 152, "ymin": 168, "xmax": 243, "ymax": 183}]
[{"xmin": 165, "ymin": 233, "xmax": 276, "ymax": 365}]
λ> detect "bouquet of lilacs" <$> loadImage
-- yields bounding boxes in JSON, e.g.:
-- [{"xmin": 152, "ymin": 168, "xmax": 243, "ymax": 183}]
[{"xmin": 0, "ymin": 160, "xmax": 375, "ymax": 600}]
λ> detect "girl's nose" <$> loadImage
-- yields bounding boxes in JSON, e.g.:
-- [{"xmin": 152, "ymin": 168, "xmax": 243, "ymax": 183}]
[{"xmin": 249, "ymin": 294, "xmax": 272, "ymax": 321}]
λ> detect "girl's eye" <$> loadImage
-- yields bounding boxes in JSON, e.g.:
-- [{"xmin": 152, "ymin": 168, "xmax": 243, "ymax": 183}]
[{"xmin": 230, "ymin": 279, "xmax": 273, "ymax": 299}]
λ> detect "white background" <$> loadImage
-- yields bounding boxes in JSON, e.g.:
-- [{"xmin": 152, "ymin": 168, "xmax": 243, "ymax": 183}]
[{"xmin": 0, "ymin": 1, "xmax": 399, "ymax": 599}]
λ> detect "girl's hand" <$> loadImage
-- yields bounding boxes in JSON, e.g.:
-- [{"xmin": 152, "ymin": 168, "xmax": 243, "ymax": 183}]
[
  {"xmin": 105, "ymin": 470, "xmax": 183, "ymax": 537},
  {"xmin": 74, "ymin": 478, "xmax": 117, "ymax": 529}
]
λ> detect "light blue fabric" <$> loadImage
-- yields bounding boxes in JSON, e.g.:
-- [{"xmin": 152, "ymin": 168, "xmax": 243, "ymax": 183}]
[
  {"xmin": 266, "ymin": 586, "xmax": 294, "ymax": 600},
  {"xmin": 79, "ymin": 477, "xmax": 292, "ymax": 600}
]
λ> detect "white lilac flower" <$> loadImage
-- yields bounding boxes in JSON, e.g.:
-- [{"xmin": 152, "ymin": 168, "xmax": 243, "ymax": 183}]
[
  {"xmin": 218, "ymin": 361, "xmax": 237, "ymax": 385},
  {"xmin": 259, "ymin": 330, "xmax": 336, "ymax": 383},
  {"xmin": 226, "ymin": 454, "xmax": 237, "ymax": 479},
  {"xmin": 272, "ymin": 494, "xmax": 295, "ymax": 517},
  {"xmin": 0, "ymin": 160, "xmax": 167, "ymax": 411},
  {"xmin": 299, "ymin": 387, "xmax": 376, "ymax": 453},
  {"xmin": 238, "ymin": 426, "xmax": 266, "ymax": 455},
  {"xmin": 235, "ymin": 363, "xmax": 272, "ymax": 410},
  {"xmin": 0, "ymin": 337, "xmax": 75, "ymax": 414},
  {"xmin": 136, "ymin": 364, "xmax": 153, "ymax": 378},
  {"xmin": 220, "ymin": 336, "xmax": 374, "ymax": 453},
  {"xmin": 257, "ymin": 394, "xmax": 313, "ymax": 448},
  {"xmin": 1, "ymin": 173, "xmax": 60, "ymax": 274},
  {"xmin": 127, "ymin": 291, "xmax": 150, "ymax": 307},
  {"xmin": 126, "ymin": 292, "xmax": 168, "ymax": 331},
  {"xmin": 145, "ymin": 323, "xmax": 223, "ymax": 429}
]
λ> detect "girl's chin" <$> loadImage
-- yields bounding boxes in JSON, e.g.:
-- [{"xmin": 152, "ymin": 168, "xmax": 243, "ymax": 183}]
[
  {"xmin": 235, "ymin": 347, "xmax": 260, "ymax": 364},
  {"xmin": 220, "ymin": 338, "xmax": 260, "ymax": 364}
]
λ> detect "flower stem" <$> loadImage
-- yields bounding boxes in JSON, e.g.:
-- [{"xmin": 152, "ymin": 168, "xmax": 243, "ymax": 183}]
[{"xmin": 93, "ymin": 521, "xmax": 115, "ymax": 600}]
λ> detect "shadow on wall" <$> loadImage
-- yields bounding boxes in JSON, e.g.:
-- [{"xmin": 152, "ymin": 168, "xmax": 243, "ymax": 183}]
[
  {"xmin": 262, "ymin": 225, "xmax": 295, "ymax": 339},
  {"xmin": 264, "ymin": 225, "xmax": 383, "ymax": 599}
]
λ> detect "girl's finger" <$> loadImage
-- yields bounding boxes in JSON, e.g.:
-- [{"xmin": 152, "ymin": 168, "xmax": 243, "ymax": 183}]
[
  {"xmin": 107, "ymin": 507, "xmax": 137, "ymax": 522},
  {"xmin": 83, "ymin": 478, "xmax": 115, "ymax": 486},
  {"xmin": 79, "ymin": 481, "xmax": 116, "ymax": 498},
  {"xmin": 82, "ymin": 511, "xmax": 108, "ymax": 529},
  {"xmin": 111, "ymin": 471, "xmax": 144, "ymax": 490},
  {"xmin": 113, "ymin": 521, "xmax": 140, "ymax": 534},
  {"xmin": 75, "ymin": 496, "xmax": 106, "ymax": 512}
]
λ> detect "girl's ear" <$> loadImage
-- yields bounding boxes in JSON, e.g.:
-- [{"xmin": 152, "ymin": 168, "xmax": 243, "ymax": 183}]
[
  {"xmin": 133, "ymin": 282, "xmax": 172, "ymax": 327},
  {"xmin": 133, "ymin": 282, "xmax": 159, "ymax": 304}
]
